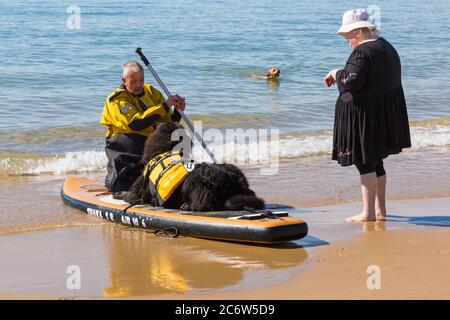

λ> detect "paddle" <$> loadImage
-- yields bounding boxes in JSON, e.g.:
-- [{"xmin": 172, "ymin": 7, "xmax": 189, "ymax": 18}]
[{"xmin": 135, "ymin": 47, "xmax": 218, "ymax": 164}]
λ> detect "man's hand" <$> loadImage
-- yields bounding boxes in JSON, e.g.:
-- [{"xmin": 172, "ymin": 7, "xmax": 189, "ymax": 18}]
[
  {"xmin": 166, "ymin": 94, "xmax": 186, "ymax": 111},
  {"xmin": 173, "ymin": 94, "xmax": 186, "ymax": 111},
  {"xmin": 324, "ymin": 69, "xmax": 339, "ymax": 87}
]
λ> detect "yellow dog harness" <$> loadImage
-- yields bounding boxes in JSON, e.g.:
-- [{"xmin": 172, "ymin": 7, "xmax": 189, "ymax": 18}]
[{"xmin": 143, "ymin": 151, "xmax": 193, "ymax": 206}]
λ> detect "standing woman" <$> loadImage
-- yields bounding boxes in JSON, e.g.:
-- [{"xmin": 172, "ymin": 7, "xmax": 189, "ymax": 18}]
[{"xmin": 324, "ymin": 9, "xmax": 411, "ymax": 222}]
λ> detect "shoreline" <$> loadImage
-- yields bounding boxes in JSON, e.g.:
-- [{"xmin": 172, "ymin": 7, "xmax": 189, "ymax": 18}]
[{"xmin": 246, "ymin": 146, "xmax": 450, "ymax": 209}]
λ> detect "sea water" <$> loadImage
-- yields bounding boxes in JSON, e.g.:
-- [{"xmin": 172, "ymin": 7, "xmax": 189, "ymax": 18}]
[{"xmin": 0, "ymin": 0, "xmax": 449, "ymax": 174}]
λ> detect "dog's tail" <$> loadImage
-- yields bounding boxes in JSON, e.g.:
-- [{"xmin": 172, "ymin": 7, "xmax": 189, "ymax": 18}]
[{"xmin": 224, "ymin": 192, "xmax": 265, "ymax": 211}]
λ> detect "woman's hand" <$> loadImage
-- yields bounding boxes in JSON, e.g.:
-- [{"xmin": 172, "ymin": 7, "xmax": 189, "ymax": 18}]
[{"xmin": 324, "ymin": 69, "xmax": 339, "ymax": 87}]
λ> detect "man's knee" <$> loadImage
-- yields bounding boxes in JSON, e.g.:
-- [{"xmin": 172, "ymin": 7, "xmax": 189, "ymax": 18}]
[{"xmin": 104, "ymin": 134, "xmax": 146, "ymax": 192}]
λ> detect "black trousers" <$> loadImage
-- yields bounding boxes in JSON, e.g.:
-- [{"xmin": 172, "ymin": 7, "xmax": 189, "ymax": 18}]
[
  {"xmin": 104, "ymin": 133, "xmax": 147, "ymax": 192},
  {"xmin": 355, "ymin": 160, "xmax": 386, "ymax": 177}
]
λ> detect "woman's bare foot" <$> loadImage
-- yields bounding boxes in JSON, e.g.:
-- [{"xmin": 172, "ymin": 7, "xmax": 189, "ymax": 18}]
[
  {"xmin": 346, "ymin": 213, "xmax": 376, "ymax": 222},
  {"xmin": 376, "ymin": 212, "xmax": 387, "ymax": 221}
]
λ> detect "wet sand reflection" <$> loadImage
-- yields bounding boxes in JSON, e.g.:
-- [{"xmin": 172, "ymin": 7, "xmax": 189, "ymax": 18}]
[{"xmin": 102, "ymin": 226, "xmax": 308, "ymax": 297}]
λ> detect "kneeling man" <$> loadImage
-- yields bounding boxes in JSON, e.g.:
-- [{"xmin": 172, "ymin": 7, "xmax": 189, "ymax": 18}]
[{"xmin": 100, "ymin": 60, "xmax": 186, "ymax": 192}]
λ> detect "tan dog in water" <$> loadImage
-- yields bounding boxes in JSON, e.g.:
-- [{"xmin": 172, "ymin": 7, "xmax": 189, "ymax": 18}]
[{"xmin": 252, "ymin": 67, "xmax": 281, "ymax": 80}]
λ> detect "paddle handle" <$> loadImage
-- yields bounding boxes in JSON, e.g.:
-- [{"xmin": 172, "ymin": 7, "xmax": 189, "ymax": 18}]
[{"xmin": 135, "ymin": 48, "xmax": 218, "ymax": 164}]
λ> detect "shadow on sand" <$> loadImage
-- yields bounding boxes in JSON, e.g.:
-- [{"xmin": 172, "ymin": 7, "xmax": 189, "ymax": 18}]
[{"xmin": 388, "ymin": 215, "xmax": 450, "ymax": 227}]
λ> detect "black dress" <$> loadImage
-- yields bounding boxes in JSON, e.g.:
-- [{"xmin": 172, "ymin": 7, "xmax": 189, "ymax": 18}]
[{"xmin": 332, "ymin": 37, "xmax": 411, "ymax": 166}]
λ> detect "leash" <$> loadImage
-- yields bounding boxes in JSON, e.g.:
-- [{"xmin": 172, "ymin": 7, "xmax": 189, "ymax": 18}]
[{"xmin": 153, "ymin": 227, "xmax": 179, "ymax": 238}]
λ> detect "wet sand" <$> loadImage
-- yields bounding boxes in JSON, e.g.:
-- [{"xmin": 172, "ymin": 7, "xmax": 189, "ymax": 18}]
[
  {"xmin": 0, "ymin": 147, "xmax": 449, "ymax": 299},
  {"xmin": 150, "ymin": 198, "xmax": 450, "ymax": 300},
  {"xmin": 162, "ymin": 227, "xmax": 450, "ymax": 300},
  {"xmin": 0, "ymin": 197, "xmax": 449, "ymax": 299}
]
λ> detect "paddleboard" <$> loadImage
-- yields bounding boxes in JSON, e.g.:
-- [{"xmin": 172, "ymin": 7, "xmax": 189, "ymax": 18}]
[{"xmin": 61, "ymin": 176, "xmax": 308, "ymax": 244}]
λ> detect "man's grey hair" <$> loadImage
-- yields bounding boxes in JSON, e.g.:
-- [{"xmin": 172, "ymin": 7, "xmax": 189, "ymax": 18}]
[{"xmin": 122, "ymin": 60, "xmax": 144, "ymax": 78}]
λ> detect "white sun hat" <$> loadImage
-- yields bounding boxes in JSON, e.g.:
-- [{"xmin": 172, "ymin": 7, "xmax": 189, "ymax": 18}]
[{"xmin": 337, "ymin": 8, "xmax": 376, "ymax": 35}]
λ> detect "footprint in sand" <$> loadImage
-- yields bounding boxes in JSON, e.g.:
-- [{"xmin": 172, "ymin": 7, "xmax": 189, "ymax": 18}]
[{"xmin": 336, "ymin": 247, "xmax": 345, "ymax": 256}]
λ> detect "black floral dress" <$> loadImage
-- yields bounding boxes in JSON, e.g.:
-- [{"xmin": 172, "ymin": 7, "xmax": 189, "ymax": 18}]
[{"xmin": 332, "ymin": 37, "xmax": 411, "ymax": 166}]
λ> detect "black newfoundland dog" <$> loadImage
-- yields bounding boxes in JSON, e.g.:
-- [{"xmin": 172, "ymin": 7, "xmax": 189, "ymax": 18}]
[{"xmin": 124, "ymin": 122, "xmax": 265, "ymax": 211}]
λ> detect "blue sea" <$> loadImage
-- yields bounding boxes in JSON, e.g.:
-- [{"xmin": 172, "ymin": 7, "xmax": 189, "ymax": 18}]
[{"xmin": 0, "ymin": 0, "xmax": 449, "ymax": 174}]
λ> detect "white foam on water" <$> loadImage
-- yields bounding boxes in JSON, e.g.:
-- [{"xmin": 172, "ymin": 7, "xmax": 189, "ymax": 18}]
[
  {"xmin": 410, "ymin": 125, "xmax": 450, "ymax": 148},
  {"xmin": 202, "ymin": 125, "xmax": 450, "ymax": 163},
  {"xmin": 202, "ymin": 132, "xmax": 332, "ymax": 164},
  {"xmin": 1, "ymin": 124, "xmax": 449, "ymax": 175},
  {"xmin": 0, "ymin": 151, "xmax": 107, "ymax": 175}
]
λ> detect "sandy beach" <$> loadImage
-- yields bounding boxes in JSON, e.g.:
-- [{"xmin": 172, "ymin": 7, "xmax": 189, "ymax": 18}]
[
  {"xmin": 146, "ymin": 198, "xmax": 450, "ymax": 300},
  {"xmin": 1, "ymin": 196, "xmax": 448, "ymax": 300},
  {"xmin": 170, "ymin": 228, "xmax": 450, "ymax": 300}
]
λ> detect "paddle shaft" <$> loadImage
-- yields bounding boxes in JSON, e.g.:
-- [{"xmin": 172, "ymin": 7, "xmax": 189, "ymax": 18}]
[{"xmin": 135, "ymin": 48, "xmax": 217, "ymax": 164}]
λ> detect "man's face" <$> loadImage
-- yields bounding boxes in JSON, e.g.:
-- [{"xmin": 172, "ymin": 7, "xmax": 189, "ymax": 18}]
[{"xmin": 122, "ymin": 70, "xmax": 144, "ymax": 95}]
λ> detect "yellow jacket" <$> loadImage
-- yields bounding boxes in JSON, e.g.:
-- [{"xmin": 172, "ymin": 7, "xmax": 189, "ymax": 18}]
[{"xmin": 100, "ymin": 83, "xmax": 178, "ymax": 138}]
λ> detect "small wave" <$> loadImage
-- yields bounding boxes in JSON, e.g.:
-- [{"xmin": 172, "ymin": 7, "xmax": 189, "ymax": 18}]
[
  {"xmin": 0, "ymin": 151, "xmax": 107, "ymax": 175},
  {"xmin": 1, "ymin": 119, "xmax": 449, "ymax": 175},
  {"xmin": 204, "ymin": 131, "xmax": 332, "ymax": 164},
  {"xmin": 410, "ymin": 125, "xmax": 450, "ymax": 148},
  {"xmin": 203, "ymin": 122, "xmax": 450, "ymax": 163}
]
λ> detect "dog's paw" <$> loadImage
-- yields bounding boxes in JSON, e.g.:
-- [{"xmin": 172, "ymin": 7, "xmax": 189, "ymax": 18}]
[
  {"xmin": 112, "ymin": 191, "xmax": 128, "ymax": 200},
  {"xmin": 180, "ymin": 202, "xmax": 191, "ymax": 211}
]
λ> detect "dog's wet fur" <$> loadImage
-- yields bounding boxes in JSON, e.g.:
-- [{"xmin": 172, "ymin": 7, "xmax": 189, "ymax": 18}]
[
  {"xmin": 124, "ymin": 122, "xmax": 265, "ymax": 211},
  {"xmin": 252, "ymin": 67, "xmax": 281, "ymax": 80}
]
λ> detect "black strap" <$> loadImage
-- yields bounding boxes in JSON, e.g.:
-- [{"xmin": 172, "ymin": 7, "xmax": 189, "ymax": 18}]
[
  {"xmin": 243, "ymin": 206, "xmax": 280, "ymax": 219},
  {"xmin": 137, "ymin": 99, "xmax": 149, "ymax": 111},
  {"xmin": 145, "ymin": 152, "xmax": 173, "ymax": 176},
  {"xmin": 121, "ymin": 200, "xmax": 141, "ymax": 215},
  {"xmin": 260, "ymin": 210, "xmax": 280, "ymax": 219}
]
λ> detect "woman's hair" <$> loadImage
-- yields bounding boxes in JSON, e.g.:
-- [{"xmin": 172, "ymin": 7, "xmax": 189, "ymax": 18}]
[{"xmin": 355, "ymin": 27, "xmax": 380, "ymax": 39}]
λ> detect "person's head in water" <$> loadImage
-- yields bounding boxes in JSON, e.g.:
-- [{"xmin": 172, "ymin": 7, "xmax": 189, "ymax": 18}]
[
  {"xmin": 337, "ymin": 9, "xmax": 378, "ymax": 49},
  {"xmin": 122, "ymin": 60, "xmax": 145, "ymax": 95}
]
